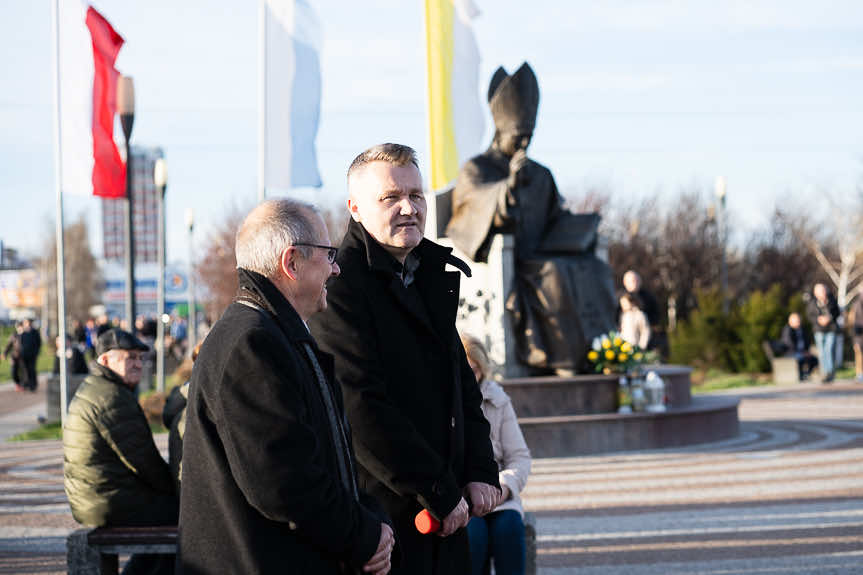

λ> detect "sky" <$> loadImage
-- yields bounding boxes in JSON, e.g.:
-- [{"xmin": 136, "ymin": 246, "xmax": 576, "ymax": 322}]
[{"xmin": 1, "ymin": 0, "xmax": 862, "ymax": 264}]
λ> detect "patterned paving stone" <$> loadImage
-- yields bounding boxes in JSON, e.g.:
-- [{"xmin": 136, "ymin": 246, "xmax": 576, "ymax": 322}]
[
  {"xmin": 523, "ymin": 382, "xmax": 863, "ymax": 574},
  {"xmin": 0, "ymin": 381, "xmax": 859, "ymax": 573}
]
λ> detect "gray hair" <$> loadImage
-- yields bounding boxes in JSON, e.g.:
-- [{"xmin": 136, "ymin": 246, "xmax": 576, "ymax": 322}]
[{"xmin": 235, "ymin": 198, "xmax": 319, "ymax": 278}]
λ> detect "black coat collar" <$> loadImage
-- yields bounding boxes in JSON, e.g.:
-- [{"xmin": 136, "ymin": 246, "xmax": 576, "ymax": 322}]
[
  {"xmin": 235, "ymin": 268, "xmax": 314, "ymax": 345},
  {"xmin": 342, "ymin": 218, "xmax": 471, "ymax": 279},
  {"xmin": 341, "ymin": 219, "xmax": 469, "ymax": 348}
]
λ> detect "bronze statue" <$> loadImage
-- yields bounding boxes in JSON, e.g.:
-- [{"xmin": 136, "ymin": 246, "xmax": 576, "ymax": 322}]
[{"xmin": 447, "ymin": 62, "xmax": 616, "ymax": 373}]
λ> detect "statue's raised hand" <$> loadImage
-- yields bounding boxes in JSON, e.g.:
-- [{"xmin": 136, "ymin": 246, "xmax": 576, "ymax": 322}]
[{"xmin": 507, "ymin": 149, "xmax": 529, "ymax": 191}]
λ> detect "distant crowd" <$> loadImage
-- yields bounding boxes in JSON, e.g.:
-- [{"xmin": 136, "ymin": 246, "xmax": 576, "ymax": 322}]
[
  {"xmin": 775, "ymin": 283, "xmax": 863, "ymax": 384},
  {"xmin": 612, "ymin": 272, "xmax": 863, "ymax": 385},
  {"xmin": 2, "ymin": 311, "xmax": 211, "ymax": 396}
]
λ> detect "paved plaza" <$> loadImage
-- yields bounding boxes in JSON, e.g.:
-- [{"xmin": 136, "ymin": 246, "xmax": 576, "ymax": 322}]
[{"xmin": 0, "ymin": 380, "xmax": 860, "ymax": 574}]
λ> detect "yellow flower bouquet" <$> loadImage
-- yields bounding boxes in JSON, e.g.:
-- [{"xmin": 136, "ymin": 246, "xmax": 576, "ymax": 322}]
[{"xmin": 586, "ymin": 331, "xmax": 646, "ymax": 374}]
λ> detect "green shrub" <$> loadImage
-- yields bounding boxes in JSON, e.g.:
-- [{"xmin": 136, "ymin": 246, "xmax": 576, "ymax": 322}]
[
  {"xmin": 670, "ymin": 285, "xmax": 794, "ymax": 374},
  {"xmin": 736, "ymin": 284, "xmax": 787, "ymax": 373},
  {"xmin": 669, "ymin": 288, "xmax": 740, "ymax": 371}
]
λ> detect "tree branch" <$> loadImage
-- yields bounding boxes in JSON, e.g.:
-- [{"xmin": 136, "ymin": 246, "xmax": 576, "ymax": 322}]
[
  {"xmin": 808, "ymin": 239, "xmax": 841, "ymax": 286},
  {"xmin": 847, "ymin": 281, "xmax": 863, "ymax": 305},
  {"xmin": 847, "ymin": 265, "xmax": 863, "ymax": 287}
]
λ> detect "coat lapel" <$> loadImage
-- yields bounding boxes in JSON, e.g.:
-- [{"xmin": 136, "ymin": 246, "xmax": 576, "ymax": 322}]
[
  {"xmin": 385, "ymin": 275, "xmax": 441, "ymax": 342},
  {"xmin": 343, "ymin": 219, "xmax": 470, "ymax": 348},
  {"xmin": 415, "ymin": 266, "xmax": 461, "ymax": 346}
]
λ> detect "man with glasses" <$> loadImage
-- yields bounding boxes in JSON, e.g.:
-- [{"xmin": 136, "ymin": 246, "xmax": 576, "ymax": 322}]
[
  {"xmin": 63, "ymin": 328, "xmax": 178, "ymax": 574},
  {"xmin": 309, "ymin": 144, "xmax": 500, "ymax": 574},
  {"xmin": 179, "ymin": 198, "xmax": 394, "ymax": 575}
]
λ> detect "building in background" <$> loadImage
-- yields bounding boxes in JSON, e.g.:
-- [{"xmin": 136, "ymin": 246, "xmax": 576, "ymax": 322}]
[
  {"xmin": 102, "ymin": 146, "xmax": 161, "ymax": 264},
  {"xmin": 0, "ymin": 242, "xmax": 27, "ymax": 271},
  {"xmin": 100, "ymin": 146, "xmax": 189, "ymax": 318},
  {"xmin": 0, "ymin": 243, "xmax": 40, "ymax": 322}
]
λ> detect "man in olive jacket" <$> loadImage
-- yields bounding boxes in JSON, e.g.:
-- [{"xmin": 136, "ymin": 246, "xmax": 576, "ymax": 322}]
[
  {"xmin": 178, "ymin": 199, "xmax": 394, "ymax": 575},
  {"xmin": 309, "ymin": 144, "xmax": 501, "ymax": 575},
  {"xmin": 63, "ymin": 328, "xmax": 177, "ymax": 573}
]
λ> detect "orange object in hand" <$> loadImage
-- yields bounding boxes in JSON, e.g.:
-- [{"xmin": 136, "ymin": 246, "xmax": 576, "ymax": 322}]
[{"xmin": 414, "ymin": 509, "xmax": 440, "ymax": 534}]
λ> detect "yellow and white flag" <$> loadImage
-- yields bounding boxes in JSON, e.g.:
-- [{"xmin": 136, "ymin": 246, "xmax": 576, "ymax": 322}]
[{"xmin": 425, "ymin": 0, "xmax": 485, "ymax": 191}]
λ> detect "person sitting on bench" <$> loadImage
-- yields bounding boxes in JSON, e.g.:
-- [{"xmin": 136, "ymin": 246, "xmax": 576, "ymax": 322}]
[
  {"xmin": 63, "ymin": 329, "xmax": 178, "ymax": 575},
  {"xmin": 781, "ymin": 313, "xmax": 818, "ymax": 381}
]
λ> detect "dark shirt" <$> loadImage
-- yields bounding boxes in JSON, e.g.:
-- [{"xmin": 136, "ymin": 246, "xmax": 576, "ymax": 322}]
[
  {"xmin": 19, "ymin": 328, "xmax": 41, "ymax": 360},
  {"xmin": 781, "ymin": 325, "xmax": 811, "ymax": 356},
  {"xmin": 807, "ymin": 295, "xmax": 840, "ymax": 333}
]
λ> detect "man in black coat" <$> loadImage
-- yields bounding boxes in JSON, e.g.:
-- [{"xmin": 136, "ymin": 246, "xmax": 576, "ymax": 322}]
[
  {"xmin": 780, "ymin": 312, "xmax": 818, "ymax": 380},
  {"xmin": 18, "ymin": 318, "xmax": 41, "ymax": 391},
  {"xmin": 178, "ymin": 199, "xmax": 394, "ymax": 575},
  {"xmin": 309, "ymin": 143, "xmax": 501, "ymax": 575}
]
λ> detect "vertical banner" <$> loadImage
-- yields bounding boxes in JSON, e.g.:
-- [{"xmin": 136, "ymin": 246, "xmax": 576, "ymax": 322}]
[
  {"xmin": 262, "ymin": 0, "xmax": 323, "ymax": 192},
  {"xmin": 59, "ymin": 1, "xmax": 126, "ymax": 198},
  {"xmin": 425, "ymin": 0, "xmax": 484, "ymax": 191}
]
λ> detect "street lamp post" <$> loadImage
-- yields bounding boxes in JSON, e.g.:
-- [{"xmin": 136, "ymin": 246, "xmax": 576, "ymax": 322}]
[
  {"xmin": 117, "ymin": 76, "xmax": 136, "ymax": 333},
  {"xmin": 154, "ymin": 158, "xmax": 167, "ymax": 393},
  {"xmin": 185, "ymin": 208, "xmax": 196, "ymax": 358},
  {"xmin": 715, "ymin": 176, "xmax": 728, "ymax": 314}
]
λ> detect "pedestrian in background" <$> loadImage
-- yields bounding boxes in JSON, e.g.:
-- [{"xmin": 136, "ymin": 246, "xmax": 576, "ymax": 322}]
[
  {"xmin": 618, "ymin": 292, "xmax": 650, "ymax": 350},
  {"xmin": 851, "ymin": 296, "xmax": 863, "ymax": 383},
  {"xmin": 1, "ymin": 321, "xmax": 23, "ymax": 390},
  {"xmin": 807, "ymin": 283, "xmax": 840, "ymax": 383},
  {"xmin": 18, "ymin": 318, "xmax": 41, "ymax": 392}
]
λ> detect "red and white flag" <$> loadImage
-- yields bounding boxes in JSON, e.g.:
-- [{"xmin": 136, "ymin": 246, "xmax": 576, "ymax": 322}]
[{"xmin": 59, "ymin": 1, "xmax": 125, "ymax": 198}]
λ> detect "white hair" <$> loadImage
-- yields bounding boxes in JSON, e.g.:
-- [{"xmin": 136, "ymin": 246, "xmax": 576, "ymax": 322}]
[{"xmin": 235, "ymin": 198, "xmax": 319, "ymax": 278}]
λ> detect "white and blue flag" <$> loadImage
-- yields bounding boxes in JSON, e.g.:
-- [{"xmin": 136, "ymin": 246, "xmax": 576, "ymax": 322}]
[{"xmin": 261, "ymin": 0, "xmax": 323, "ymax": 192}]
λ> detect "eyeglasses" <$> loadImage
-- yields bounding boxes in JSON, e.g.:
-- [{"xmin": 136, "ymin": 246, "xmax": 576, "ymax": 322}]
[{"xmin": 294, "ymin": 243, "xmax": 339, "ymax": 264}]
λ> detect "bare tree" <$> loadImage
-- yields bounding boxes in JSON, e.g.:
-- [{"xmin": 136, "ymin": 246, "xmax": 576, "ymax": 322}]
[
  {"xmin": 780, "ymin": 191, "xmax": 863, "ymax": 309},
  {"xmin": 561, "ymin": 183, "xmax": 612, "ymax": 214},
  {"xmin": 41, "ymin": 215, "xmax": 103, "ymax": 336},
  {"xmin": 741, "ymin": 208, "xmax": 821, "ymax": 303},
  {"xmin": 196, "ymin": 204, "xmax": 247, "ymax": 323},
  {"xmin": 601, "ymin": 189, "xmax": 728, "ymax": 326}
]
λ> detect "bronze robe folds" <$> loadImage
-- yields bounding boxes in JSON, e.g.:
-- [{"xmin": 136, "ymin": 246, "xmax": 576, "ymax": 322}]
[{"xmin": 447, "ymin": 149, "xmax": 616, "ymax": 372}]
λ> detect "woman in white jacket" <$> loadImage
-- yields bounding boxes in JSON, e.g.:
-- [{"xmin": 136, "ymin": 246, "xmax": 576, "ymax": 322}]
[{"xmin": 462, "ymin": 335, "xmax": 532, "ymax": 575}]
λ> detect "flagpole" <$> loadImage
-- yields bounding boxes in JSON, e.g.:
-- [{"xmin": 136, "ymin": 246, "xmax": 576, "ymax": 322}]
[
  {"xmin": 51, "ymin": 0, "xmax": 70, "ymax": 427},
  {"xmin": 422, "ymin": 0, "xmax": 438, "ymax": 239},
  {"xmin": 257, "ymin": 0, "xmax": 266, "ymax": 204}
]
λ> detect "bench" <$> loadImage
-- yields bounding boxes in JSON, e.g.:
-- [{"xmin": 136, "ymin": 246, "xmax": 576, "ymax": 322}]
[
  {"xmin": 67, "ymin": 526, "xmax": 177, "ymax": 575},
  {"xmin": 67, "ymin": 516, "xmax": 535, "ymax": 574},
  {"xmin": 762, "ymin": 341, "xmax": 799, "ymax": 385}
]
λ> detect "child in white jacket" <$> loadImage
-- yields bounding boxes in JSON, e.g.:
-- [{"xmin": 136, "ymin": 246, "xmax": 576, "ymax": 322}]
[
  {"xmin": 619, "ymin": 292, "xmax": 650, "ymax": 349},
  {"xmin": 461, "ymin": 335, "xmax": 532, "ymax": 575}
]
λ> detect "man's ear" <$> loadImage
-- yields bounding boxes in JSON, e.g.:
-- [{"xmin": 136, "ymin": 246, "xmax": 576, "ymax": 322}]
[
  {"xmin": 280, "ymin": 246, "xmax": 300, "ymax": 281},
  {"xmin": 96, "ymin": 353, "xmax": 109, "ymax": 367},
  {"xmin": 347, "ymin": 197, "xmax": 361, "ymax": 222}
]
